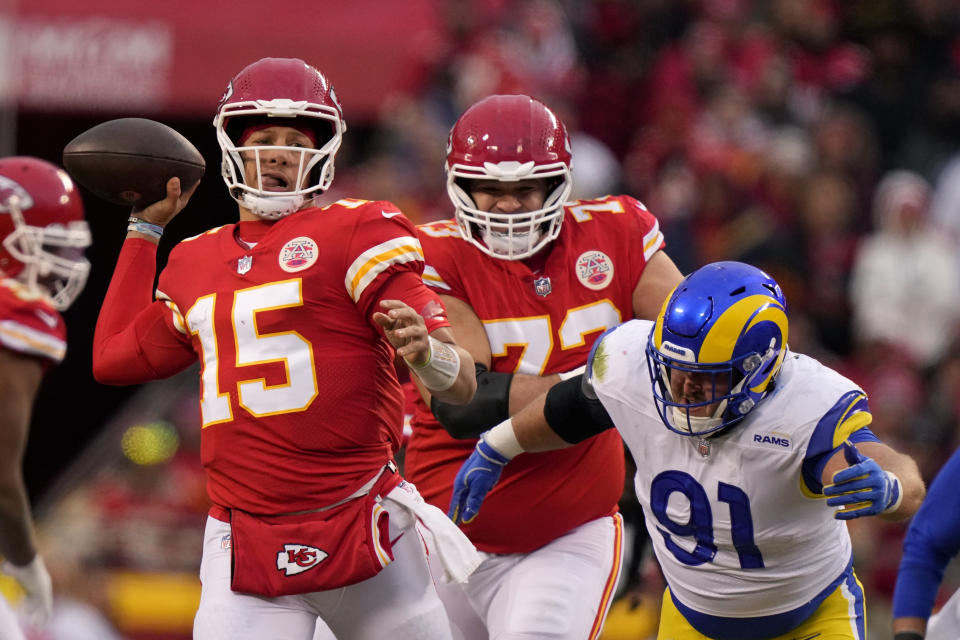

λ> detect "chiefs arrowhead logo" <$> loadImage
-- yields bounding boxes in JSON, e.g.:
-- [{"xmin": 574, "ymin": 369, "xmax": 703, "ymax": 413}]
[{"xmin": 276, "ymin": 543, "xmax": 328, "ymax": 576}]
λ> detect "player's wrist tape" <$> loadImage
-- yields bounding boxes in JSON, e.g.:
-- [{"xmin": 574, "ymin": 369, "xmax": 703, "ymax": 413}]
[
  {"xmin": 893, "ymin": 632, "xmax": 924, "ymax": 640},
  {"xmin": 482, "ymin": 418, "xmax": 523, "ymax": 459},
  {"xmin": 558, "ymin": 365, "xmax": 586, "ymax": 381},
  {"xmin": 127, "ymin": 216, "xmax": 164, "ymax": 239},
  {"xmin": 408, "ymin": 336, "xmax": 461, "ymax": 392},
  {"xmin": 882, "ymin": 471, "xmax": 904, "ymax": 514}
]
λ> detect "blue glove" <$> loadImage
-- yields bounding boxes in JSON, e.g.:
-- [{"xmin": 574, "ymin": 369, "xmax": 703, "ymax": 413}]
[
  {"xmin": 448, "ymin": 437, "xmax": 511, "ymax": 525},
  {"xmin": 824, "ymin": 441, "xmax": 902, "ymax": 520}
]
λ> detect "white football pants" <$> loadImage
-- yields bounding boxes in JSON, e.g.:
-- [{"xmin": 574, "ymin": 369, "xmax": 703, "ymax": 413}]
[
  {"xmin": 428, "ymin": 514, "xmax": 623, "ymax": 640},
  {"xmin": 928, "ymin": 587, "xmax": 960, "ymax": 640},
  {"xmin": 193, "ymin": 487, "xmax": 453, "ymax": 640},
  {"xmin": 0, "ymin": 596, "xmax": 26, "ymax": 640}
]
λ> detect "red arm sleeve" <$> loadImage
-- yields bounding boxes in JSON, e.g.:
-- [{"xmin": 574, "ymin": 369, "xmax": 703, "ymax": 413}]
[
  {"xmin": 372, "ymin": 270, "xmax": 451, "ymax": 334},
  {"xmin": 92, "ymin": 238, "xmax": 195, "ymax": 385}
]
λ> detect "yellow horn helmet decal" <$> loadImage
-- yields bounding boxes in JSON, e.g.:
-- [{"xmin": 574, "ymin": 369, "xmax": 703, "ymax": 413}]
[
  {"xmin": 651, "ymin": 283, "xmax": 679, "ymax": 349},
  {"xmin": 698, "ymin": 295, "xmax": 788, "ymax": 370}
]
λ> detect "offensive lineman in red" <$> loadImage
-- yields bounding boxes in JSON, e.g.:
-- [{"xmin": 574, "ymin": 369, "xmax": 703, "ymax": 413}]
[
  {"xmin": 0, "ymin": 157, "xmax": 92, "ymax": 638},
  {"xmin": 92, "ymin": 58, "xmax": 478, "ymax": 640},
  {"xmin": 404, "ymin": 95, "xmax": 684, "ymax": 639}
]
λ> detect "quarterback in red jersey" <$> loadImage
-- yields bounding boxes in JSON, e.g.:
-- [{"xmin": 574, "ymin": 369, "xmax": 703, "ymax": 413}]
[
  {"xmin": 403, "ymin": 95, "xmax": 684, "ymax": 639},
  {"xmin": 92, "ymin": 58, "xmax": 478, "ymax": 640},
  {"xmin": 0, "ymin": 157, "xmax": 91, "ymax": 638}
]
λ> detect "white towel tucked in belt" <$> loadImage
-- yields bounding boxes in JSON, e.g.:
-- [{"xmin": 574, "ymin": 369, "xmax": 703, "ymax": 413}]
[{"xmin": 386, "ymin": 480, "xmax": 481, "ymax": 583}]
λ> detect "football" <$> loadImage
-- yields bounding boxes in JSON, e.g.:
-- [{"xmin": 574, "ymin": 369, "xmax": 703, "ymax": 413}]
[{"xmin": 62, "ymin": 118, "xmax": 205, "ymax": 208}]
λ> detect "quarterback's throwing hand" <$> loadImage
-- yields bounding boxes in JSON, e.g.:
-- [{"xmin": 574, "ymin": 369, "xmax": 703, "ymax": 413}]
[
  {"xmin": 824, "ymin": 441, "xmax": 902, "ymax": 519},
  {"xmin": 449, "ymin": 437, "xmax": 511, "ymax": 525}
]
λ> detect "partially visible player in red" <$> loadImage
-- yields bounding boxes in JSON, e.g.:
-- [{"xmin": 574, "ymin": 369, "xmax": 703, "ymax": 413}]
[
  {"xmin": 91, "ymin": 57, "xmax": 478, "ymax": 640},
  {"xmin": 0, "ymin": 157, "xmax": 92, "ymax": 639},
  {"xmin": 404, "ymin": 94, "xmax": 684, "ymax": 639}
]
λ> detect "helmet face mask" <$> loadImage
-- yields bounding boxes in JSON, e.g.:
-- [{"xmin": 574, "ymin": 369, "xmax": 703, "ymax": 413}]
[
  {"xmin": 445, "ymin": 95, "xmax": 573, "ymax": 260},
  {"xmin": 644, "ymin": 261, "xmax": 788, "ymax": 438},
  {"xmin": 213, "ymin": 58, "xmax": 346, "ymax": 220},
  {"xmin": 0, "ymin": 158, "xmax": 91, "ymax": 310}
]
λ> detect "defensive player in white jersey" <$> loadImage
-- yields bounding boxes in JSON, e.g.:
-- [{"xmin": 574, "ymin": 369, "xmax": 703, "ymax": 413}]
[
  {"xmin": 0, "ymin": 157, "xmax": 92, "ymax": 638},
  {"xmin": 450, "ymin": 261, "xmax": 926, "ymax": 640},
  {"xmin": 404, "ymin": 94, "xmax": 683, "ymax": 639}
]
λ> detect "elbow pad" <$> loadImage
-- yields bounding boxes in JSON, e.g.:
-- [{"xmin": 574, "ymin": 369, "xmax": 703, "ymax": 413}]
[
  {"xmin": 430, "ymin": 363, "xmax": 513, "ymax": 439},
  {"xmin": 543, "ymin": 375, "xmax": 615, "ymax": 444}
]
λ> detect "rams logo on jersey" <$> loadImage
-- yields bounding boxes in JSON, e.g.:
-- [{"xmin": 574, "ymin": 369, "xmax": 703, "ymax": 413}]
[{"xmin": 753, "ymin": 432, "xmax": 791, "ymax": 449}]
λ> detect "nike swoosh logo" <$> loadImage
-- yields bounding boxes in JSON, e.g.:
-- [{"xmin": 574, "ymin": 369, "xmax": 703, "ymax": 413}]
[
  {"xmin": 792, "ymin": 634, "xmax": 821, "ymax": 640},
  {"xmin": 381, "ymin": 210, "xmax": 401, "ymax": 219},
  {"xmin": 35, "ymin": 310, "xmax": 58, "ymax": 328}
]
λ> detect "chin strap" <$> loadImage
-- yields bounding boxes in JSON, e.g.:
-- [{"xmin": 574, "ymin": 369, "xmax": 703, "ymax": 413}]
[
  {"xmin": 242, "ymin": 193, "xmax": 305, "ymax": 220},
  {"xmin": 479, "ymin": 227, "xmax": 543, "ymax": 258}
]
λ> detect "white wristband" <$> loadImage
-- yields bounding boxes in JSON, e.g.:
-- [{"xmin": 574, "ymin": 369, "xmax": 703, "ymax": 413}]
[
  {"xmin": 558, "ymin": 365, "xmax": 586, "ymax": 381},
  {"xmin": 408, "ymin": 336, "xmax": 461, "ymax": 392},
  {"xmin": 483, "ymin": 418, "xmax": 524, "ymax": 459},
  {"xmin": 882, "ymin": 471, "xmax": 904, "ymax": 514}
]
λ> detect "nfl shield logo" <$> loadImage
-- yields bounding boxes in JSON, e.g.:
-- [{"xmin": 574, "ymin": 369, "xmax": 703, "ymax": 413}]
[
  {"xmin": 237, "ymin": 255, "xmax": 253, "ymax": 275},
  {"xmin": 533, "ymin": 276, "xmax": 552, "ymax": 297},
  {"xmin": 697, "ymin": 439, "xmax": 711, "ymax": 457}
]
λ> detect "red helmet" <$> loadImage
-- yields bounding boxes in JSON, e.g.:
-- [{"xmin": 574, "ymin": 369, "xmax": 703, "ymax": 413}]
[
  {"xmin": 446, "ymin": 94, "xmax": 573, "ymax": 260},
  {"xmin": 0, "ymin": 157, "xmax": 91, "ymax": 310},
  {"xmin": 213, "ymin": 57, "xmax": 346, "ymax": 219}
]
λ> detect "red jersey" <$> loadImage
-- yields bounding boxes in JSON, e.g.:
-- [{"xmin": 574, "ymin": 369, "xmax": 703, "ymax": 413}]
[
  {"xmin": 100, "ymin": 199, "xmax": 448, "ymax": 515},
  {"xmin": 405, "ymin": 195, "xmax": 665, "ymax": 553},
  {"xmin": 0, "ymin": 276, "xmax": 66, "ymax": 364}
]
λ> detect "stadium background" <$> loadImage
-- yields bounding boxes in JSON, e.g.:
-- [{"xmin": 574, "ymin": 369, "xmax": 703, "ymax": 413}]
[{"xmin": 2, "ymin": 0, "xmax": 959, "ymax": 638}]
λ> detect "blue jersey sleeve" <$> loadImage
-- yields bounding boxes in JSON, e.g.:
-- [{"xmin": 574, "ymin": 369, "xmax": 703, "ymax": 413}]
[
  {"xmin": 800, "ymin": 390, "xmax": 879, "ymax": 494},
  {"xmin": 893, "ymin": 447, "xmax": 960, "ymax": 619}
]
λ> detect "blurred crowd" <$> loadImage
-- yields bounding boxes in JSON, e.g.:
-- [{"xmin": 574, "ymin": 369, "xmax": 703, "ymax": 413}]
[{"xmin": 24, "ymin": 1, "xmax": 960, "ymax": 638}]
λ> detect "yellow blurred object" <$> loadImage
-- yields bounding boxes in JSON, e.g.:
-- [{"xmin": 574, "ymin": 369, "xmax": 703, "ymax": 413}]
[
  {"xmin": 600, "ymin": 596, "xmax": 659, "ymax": 640},
  {"xmin": 106, "ymin": 570, "xmax": 200, "ymax": 633},
  {"xmin": 120, "ymin": 421, "xmax": 180, "ymax": 465},
  {"xmin": 0, "ymin": 573, "xmax": 23, "ymax": 604}
]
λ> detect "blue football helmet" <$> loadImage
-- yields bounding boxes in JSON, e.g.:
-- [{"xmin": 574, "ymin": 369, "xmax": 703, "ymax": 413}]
[{"xmin": 645, "ymin": 261, "xmax": 788, "ymax": 437}]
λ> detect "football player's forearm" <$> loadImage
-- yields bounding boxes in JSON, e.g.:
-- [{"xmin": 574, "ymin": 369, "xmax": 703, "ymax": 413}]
[
  {"xmin": 94, "ymin": 237, "xmax": 158, "ymax": 348},
  {"xmin": 431, "ymin": 363, "xmax": 512, "ymax": 439},
  {"xmin": 0, "ymin": 471, "xmax": 37, "ymax": 566},
  {"xmin": 866, "ymin": 443, "xmax": 926, "ymax": 520},
  {"xmin": 500, "ymin": 375, "xmax": 608, "ymax": 453},
  {"xmin": 892, "ymin": 617, "xmax": 926, "ymax": 636},
  {"xmin": 425, "ymin": 343, "xmax": 477, "ymax": 405},
  {"xmin": 508, "ymin": 372, "xmax": 564, "ymax": 414},
  {"xmin": 884, "ymin": 457, "xmax": 925, "ymax": 521},
  {"xmin": 509, "ymin": 392, "xmax": 572, "ymax": 453},
  {"xmin": 0, "ymin": 357, "xmax": 42, "ymax": 564}
]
